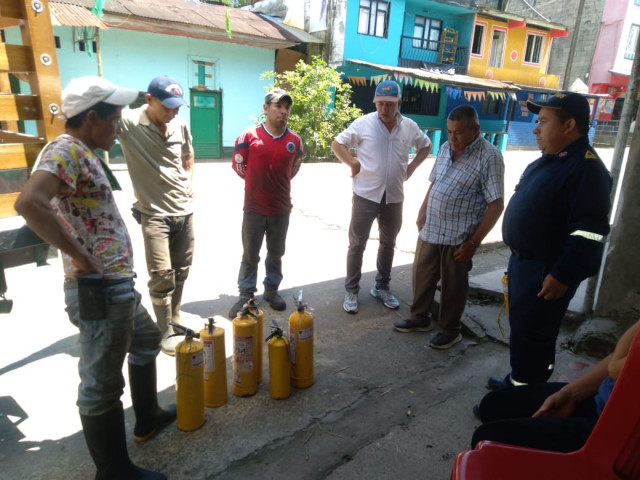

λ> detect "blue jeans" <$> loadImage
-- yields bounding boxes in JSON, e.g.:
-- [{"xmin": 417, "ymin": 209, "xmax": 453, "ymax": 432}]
[
  {"xmin": 345, "ymin": 193, "xmax": 403, "ymax": 293},
  {"xmin": 237, "ymin": 212, "xmax": 290, "ymax": 296},
  {"xmin": 65, "ymin": 278, "xmax": 161, "ymax": 416}
]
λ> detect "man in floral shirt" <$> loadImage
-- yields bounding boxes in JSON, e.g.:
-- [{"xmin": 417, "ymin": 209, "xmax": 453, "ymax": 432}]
[{"xmin": 15, "ymin": 77, "xmax": 173, "ymax": 480}]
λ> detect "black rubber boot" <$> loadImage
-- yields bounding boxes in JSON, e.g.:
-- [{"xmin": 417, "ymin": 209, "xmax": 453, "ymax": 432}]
[
  {"xmin": 80, "ymin": 407, "xmax": 166, "ymax": 479},
  {"xmin": 128, "ymin": 361, "xmax": 176, "ymax": 443}
]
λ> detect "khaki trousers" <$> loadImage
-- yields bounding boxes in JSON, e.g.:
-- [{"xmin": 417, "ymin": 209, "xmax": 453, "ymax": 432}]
[{"xmin": 410, "ymin": 239, "xmax": 470, "ymax": 336}]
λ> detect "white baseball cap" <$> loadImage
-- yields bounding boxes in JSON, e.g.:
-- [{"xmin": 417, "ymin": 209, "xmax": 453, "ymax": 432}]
[{"xmin": 61, "ymin": 76, "xmax": 139, "ymax": 119}]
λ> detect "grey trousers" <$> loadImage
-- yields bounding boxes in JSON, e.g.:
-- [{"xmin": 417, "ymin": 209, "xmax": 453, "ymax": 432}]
[{"xmin": 345, "ymin": 193, "xmax": 403, "ymax": 293}]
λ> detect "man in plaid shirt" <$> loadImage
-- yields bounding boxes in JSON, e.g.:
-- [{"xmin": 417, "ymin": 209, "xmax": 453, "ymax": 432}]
[{"xmin": 394, "ymin": 105, "xmax": 504, "ymax": 349}]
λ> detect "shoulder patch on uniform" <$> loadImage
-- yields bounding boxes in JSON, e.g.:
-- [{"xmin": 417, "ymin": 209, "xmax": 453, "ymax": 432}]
[
  {"xmin": 286, "ymin": 142, "xmax": 295, "ymax": 153},
  {"xmin": 584, "ymin": 150, "xmax": 597, "ymax": 160},
  {"xmin": 234, "ymin": 153, "xmax": 244, "ymax": 163}
]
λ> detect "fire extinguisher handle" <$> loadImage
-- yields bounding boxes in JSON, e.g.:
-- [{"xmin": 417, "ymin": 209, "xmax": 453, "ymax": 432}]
[
  {"xmin": 265, "ymin": 319, "xmax": 284, "ymax": 342},
  {"xmin": 169, "ymin": 322, "xmax": 200, "ymax": 339}
]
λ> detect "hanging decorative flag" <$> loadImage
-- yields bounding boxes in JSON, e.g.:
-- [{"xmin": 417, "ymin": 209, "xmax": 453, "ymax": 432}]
[
  {"xmin": 225, "ymin": 8, "xmax": 232, "ymax": 39},
  {"xmin": 370, "ymin": 74, "xmax": 389, "ymax": 85},
  {"xmin": 425, "ymin": 81, "xmax": 438, "ymax": 93},
  {"xmin": 464, "ymin": 91, "xmax": 486, "ymax": 102},
  {"xmin": 91, "ymin": 0, "xmax": 105, "ymax": 17},
  {"xmin": 348, "ymin": 76, "xmax": 367, "ymax": 86},
  {"xmin": 446, "ymin": 87, "xmax": 462, "ymax": 100}
]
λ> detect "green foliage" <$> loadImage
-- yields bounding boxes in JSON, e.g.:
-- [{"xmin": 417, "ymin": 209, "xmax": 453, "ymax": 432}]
[{"xmin": 261, "ymin": 56, "xmax": 362, "ymax": 162}]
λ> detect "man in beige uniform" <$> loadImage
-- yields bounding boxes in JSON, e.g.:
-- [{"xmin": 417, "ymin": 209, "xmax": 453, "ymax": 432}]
[{"xmin": 119, "ymin": 75, "xmax": 194, "ymax": 356}]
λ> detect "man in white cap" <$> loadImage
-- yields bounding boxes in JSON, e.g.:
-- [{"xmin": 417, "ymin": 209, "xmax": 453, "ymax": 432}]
[
  {"xmin": 331, "ymin": 80, "xmax": 432, "ymax": 314},
  {"xmin": 15, "ymin": 76, "xmax": 174, "ymax": 479},
  {"xmin": 118, "ymin": 75, "xmax": 195, "ymax": 356}
]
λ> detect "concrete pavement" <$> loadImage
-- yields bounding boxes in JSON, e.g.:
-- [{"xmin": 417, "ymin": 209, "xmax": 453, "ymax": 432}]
[{"xmin": 0, "ymin": 150, "xmax": 614, "ymax": 479}]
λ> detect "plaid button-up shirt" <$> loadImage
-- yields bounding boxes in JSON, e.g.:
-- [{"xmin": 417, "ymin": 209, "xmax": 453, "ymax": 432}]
[{"xmin": 420, "ymin": 135, "xmax": 504, "ymax": 245}]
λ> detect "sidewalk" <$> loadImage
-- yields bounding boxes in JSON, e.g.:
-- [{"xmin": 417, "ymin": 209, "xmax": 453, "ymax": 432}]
[{"xmin": 0, "ymin": 153, "xmax": 611, "ymax": 479}]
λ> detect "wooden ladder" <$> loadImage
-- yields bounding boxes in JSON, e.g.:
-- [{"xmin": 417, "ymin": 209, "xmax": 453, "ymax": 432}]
[{"xmin": 0, "ymin": 0, "xmax": 64, "ymax": 219}]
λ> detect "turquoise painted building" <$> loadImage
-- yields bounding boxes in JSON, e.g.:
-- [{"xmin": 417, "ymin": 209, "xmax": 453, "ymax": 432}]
[
  {"xmin": 325, "ymin": 0, "xmax": 580, "ymax": 151},
  {"xmin": 7, "ymin": 0, "xmax": 302, "ymax": 159},
  {"xmin": 334, "ymin": 0, "xmax": 513, "ymax": 152}
]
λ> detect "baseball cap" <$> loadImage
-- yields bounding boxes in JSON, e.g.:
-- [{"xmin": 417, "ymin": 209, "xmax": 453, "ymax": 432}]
[
  {"xmin": 373, "ymin": 80, "xmax": 401, "ymax": 103},
  {"xmin": 61, "ymin": 76, "xmax": 139, "ymax": 119},
  {"xmin": 265, "ymin": 89, "xmax": 292, "ymax": 105},
  {"xmin": 147, "ymin": 75, "xmax": 188, "ymax": 108},
  {"xmin": 526, "ymin": 92, "xmax": 591, "ymax": 128}
]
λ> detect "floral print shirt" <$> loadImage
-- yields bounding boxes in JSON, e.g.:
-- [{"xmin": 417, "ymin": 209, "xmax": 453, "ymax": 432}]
[{"xmin": 35, "ymin": 134, "xmax": 134, "ymax": 279}]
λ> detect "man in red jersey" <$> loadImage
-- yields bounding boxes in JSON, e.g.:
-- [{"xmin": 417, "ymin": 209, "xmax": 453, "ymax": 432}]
[{"xmin": 229, "ymin": 89, "xmax": 304, "ymax": 317}]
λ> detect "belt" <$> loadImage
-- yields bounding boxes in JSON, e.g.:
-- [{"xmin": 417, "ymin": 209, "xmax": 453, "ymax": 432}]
[
  {"xmin": 510, "ymin": 248, "xmax": 546, "ymax": 260},
  {"xmin": 64, "ymin": 276, "xmax": 134, "ymax": 289}
]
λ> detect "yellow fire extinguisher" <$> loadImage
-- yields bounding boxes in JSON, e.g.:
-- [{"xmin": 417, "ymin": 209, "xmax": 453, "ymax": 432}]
[
  {"xmin": 496, "ymin": 273, "xmax": 509, "ymax": 338},
  {"xmin": 265, "ymin": 319, "xmax": 291, "ymax": 400},
  {"xmin": 246, "ymin": 298, "xmax": 264, "ymax": 383},
  {"xmin": 170, "ymin": 323, "xmax": 205, "ymax": 431},
  {"xmin": 232, "ymin": 307, "xmax": 258, "ymax": 397},
  {"xmin": 289, "ymin": 290, "xmax": 314, "ymax": 389},
  {"xmin": 200, "ymin": 317, "xmax": 227, "ymax": 408}
]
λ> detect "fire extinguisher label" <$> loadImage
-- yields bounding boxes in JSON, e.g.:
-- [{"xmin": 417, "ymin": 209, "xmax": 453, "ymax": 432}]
[
  {"xmin": 203, "ymin": 340, "xmax": 215, "ymax": 373},
  {"xmin": 298, "ymin": 327, "xmax": 313, "ymax": 341},
  {"xmin": 234, "ymin": 336, "xmax": 254, "ymax": 372},
  {"xmin": 190, "ymin": 350, "xmax": 204, "ymax": 369}
]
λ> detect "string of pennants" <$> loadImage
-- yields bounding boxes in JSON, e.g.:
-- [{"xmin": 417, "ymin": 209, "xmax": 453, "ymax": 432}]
[
  {"xmin": 346, "ymin": 75, "xmax": 507, "ymax": 101},
  {"xmin": 346, "ymin": 74, "xmax": 438, "ymax": 93}
]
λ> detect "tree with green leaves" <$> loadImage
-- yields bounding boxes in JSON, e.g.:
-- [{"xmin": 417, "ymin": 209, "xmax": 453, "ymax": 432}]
[{"xmin": 261, "ymin": 56, "xmax": 362, "ymax": 162}]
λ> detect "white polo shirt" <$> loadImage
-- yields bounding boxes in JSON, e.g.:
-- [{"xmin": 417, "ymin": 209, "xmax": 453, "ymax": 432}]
[{"xmin": 334, "ymin": 111, "xmax": 431, "ymax": 203}]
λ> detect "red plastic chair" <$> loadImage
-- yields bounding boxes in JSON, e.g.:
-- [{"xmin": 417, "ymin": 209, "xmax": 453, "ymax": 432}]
[{"xmin": 450, "ymin": 329, "xmax": 640, "ymax": 480}]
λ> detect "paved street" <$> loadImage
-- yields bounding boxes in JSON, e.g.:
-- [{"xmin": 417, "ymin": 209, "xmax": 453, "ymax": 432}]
[{"xmin": 0, "ymin": 149, "xmax": 614, "ymax": 479}]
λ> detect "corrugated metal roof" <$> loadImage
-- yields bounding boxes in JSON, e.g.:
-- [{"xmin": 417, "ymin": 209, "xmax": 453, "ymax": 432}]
[
  {"xmin": 49, "ymin": 2, "xmax": 107, "ymax": 29},
  {"xmin": 258, "ymin": 13, "xmax": 325, "ymax": 44},
  {"xmin": 346, "ymin": 59, "xmax": 521, "ymax": 93},
  {"xmin": 50, "ymin": 0, "xmax": 298, "ymax": 49}
]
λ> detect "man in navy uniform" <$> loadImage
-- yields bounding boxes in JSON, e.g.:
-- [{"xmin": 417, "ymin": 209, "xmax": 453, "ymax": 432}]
[{"xmin": 490, "ymin": 92, "xmax": 612, "ymax": 389}]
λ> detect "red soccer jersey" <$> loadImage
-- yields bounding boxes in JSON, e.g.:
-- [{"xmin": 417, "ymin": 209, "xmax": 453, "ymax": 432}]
[{"xmin": 232, "ymin": 124, "xmax": 304, "ymax": 215}]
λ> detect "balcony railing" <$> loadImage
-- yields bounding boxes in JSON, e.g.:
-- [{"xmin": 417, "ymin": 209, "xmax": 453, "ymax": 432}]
[{"xmin": 399, "ymin": 35, "xmax": 469, "ymax": 75}]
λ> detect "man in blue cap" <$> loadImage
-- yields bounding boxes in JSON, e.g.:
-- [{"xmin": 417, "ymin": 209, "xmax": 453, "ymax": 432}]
[
  {"xmin": 119, "ymin": 75, "xmax": 195, "ymax": 356},
  {"xmin": 331, "ymin": 80, "xmax": 432, "ymax": 314},
  {"xmin": 489, "ymin": 91, "xmax": 612, "ymax": 389}
]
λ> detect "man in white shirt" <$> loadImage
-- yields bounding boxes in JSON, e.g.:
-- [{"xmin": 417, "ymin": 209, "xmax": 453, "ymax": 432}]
[{"xmin": 331, "ymin": 80, "xmax": 432, "ymax": 314}]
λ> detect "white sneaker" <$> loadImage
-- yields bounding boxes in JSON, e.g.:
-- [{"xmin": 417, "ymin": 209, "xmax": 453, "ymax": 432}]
[
  {"xmin": 343, "ymin": 292, "xmax": 359, "ymax": 314},
  {"xmin": 370, "ymin": 287, "xmax": 400, "ymax": 309}
]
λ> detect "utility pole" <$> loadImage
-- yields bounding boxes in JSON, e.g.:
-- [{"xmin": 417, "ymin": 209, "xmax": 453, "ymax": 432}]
[
  {"xmin": 588, "ymin": 37, "xmax": 640, "ymax": 318},
  {"xmin": 563, "ymin": 0, "xmax": 586, "ymax": 89}
]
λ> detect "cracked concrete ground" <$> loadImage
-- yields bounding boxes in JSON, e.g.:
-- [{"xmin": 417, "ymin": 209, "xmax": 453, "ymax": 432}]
[{"xmin": 0, "ymin": 157, "xmax": 608, "ymax": 479}]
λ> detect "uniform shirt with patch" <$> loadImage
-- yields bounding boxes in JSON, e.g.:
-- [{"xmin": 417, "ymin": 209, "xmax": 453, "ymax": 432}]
[
  {"xmin": 232, "ymin": 124, "xmax": 304, "ymax": 215},
  {"xmin": 35, "ymin": 134, "xmax": 134, "ymax": 279},
  {"xmin": 502, "ymin": 136, "xmax": 612, "ymax": 285}
]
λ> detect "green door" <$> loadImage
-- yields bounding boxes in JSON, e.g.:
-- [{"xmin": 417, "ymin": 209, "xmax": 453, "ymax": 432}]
[{"xmin": 190, "ymin": 90, "xmax": 221, "ymax": 159}]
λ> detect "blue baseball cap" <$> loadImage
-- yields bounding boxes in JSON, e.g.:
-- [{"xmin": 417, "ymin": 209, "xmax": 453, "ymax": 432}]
[
  {"xmin": 147, "ymin": 75, "xmax": 188, "ymax": 108},
  {"xmin": 373, "ymin": 80, "xmax": 401, "ymax": 103}
]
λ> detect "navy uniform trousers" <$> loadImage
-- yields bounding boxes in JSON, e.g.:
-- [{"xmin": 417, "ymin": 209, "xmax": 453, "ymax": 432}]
[{"xmin": 508, "ymin": 254, "xmax": 579, "ymax": 384}]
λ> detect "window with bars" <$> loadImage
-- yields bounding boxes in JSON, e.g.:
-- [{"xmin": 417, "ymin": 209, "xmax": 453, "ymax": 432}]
[
  {"xmin": 400, "ymin": 84, "xmax": 440, "ymax": 116},
  {"xmin": 357, "ymin": 0, "xmax": 389, "ymax": 38},
  {"xmin": 412, "ymin": 15, "xmax": 442, "ymax": 51},
  {"xmin": 524, "ymin": 33, "xmax": 544, "ymax": 64}
]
